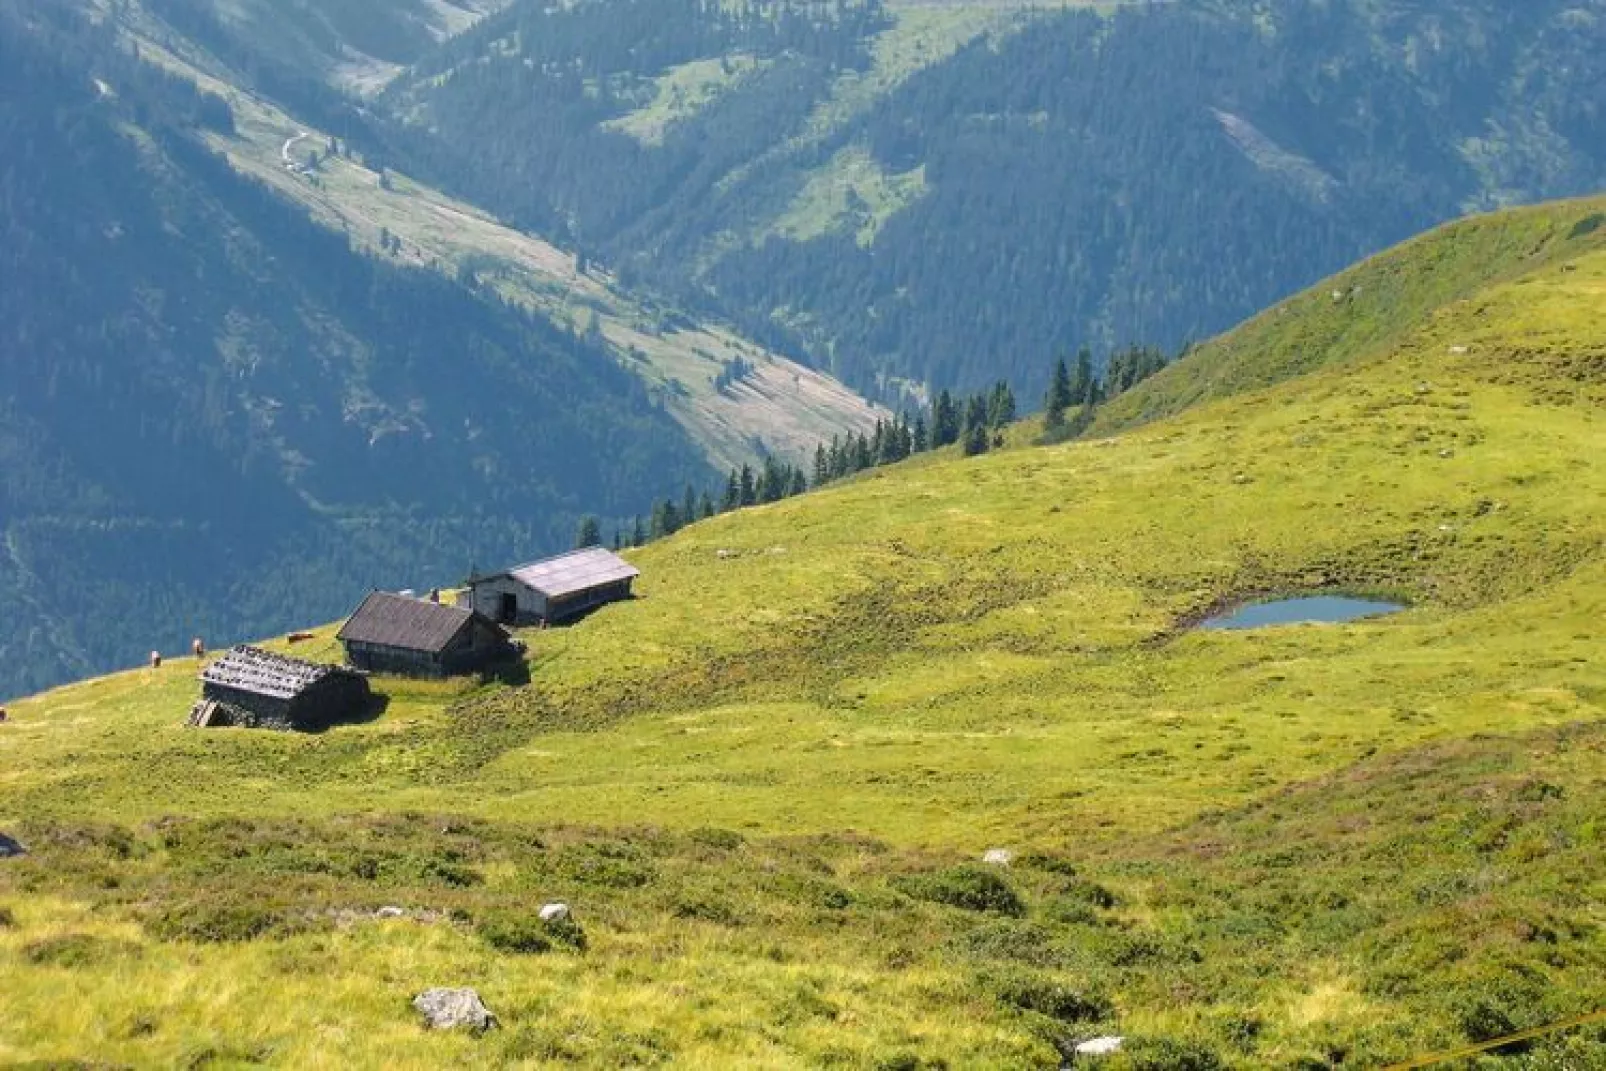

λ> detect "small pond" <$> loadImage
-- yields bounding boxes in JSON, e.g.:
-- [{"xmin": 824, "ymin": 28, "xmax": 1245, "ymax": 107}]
[{"xmin": 1200, "ymin": 596, "xmax": 1405, "ymax": 631}]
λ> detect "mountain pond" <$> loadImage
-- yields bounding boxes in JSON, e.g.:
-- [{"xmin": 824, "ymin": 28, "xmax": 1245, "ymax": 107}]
[{"xmin": 1199, "ymin": 596, "xmax": 1405, "ymax": 631}]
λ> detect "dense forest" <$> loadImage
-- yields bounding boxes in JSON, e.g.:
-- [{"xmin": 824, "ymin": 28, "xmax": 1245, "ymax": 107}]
[
  {"xmin": 376, "ymin": 0, "xmax": 1606, "ymax": 402},
  {"xmin": 0, "ymin": 0, "xmax": 710, "ymax": 695}
]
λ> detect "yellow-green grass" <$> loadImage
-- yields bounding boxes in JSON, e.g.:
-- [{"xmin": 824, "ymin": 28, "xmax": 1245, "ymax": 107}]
[{"xmin": 3, "ymin": 202, "xmax": 1605, "ymax": 1066}]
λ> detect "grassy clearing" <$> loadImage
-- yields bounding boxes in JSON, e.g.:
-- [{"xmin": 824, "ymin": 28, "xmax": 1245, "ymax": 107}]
[
  {"xmin": 774, "ymin": 145, "xmax": 927, "ymax": 246},
  {"xmin": 3, "ymin": 201, "xmax": 1605, "ymax": 1065},
  {"xmin": 602, "ymin": 55, "xmax": 768, "ymax": 146}
]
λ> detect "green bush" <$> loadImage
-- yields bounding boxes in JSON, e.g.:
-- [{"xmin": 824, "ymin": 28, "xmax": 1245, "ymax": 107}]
[
  {"xmin": 23, "ymin": 933, "xmax": 141, "ymax": 967},
  {"xmin": 992, "ymin": 972, "xmax": 1111, "ymax": 1023},
  {"xmin": 479, "ymin": 912, "xmax": 588, "ymax": 954},
  {"xmin": 147, "ymin": 901, "xmax": 305, "ymax": 944},
  {"xmin": 0, "ymin": 905, "xmax": 14, "ymax": 928},
  {"xmin": 1124, "ymin": 1036, "xmax": 1225, "ymax": 1070},
  {"xmin": 895, "ymin": 865, "xmax": 1025, "ymax": 916}
]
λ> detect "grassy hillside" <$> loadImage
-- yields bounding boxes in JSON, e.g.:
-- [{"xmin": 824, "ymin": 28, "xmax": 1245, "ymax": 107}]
[{"xmin": 3, "ymin": 201, "xmax": 1605, "ymax": 1066}]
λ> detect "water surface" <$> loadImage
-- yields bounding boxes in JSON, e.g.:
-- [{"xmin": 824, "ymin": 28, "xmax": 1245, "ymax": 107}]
[{"xmin": 1200, "ymin": 596, "xmax": 1405, "ymax": 631}]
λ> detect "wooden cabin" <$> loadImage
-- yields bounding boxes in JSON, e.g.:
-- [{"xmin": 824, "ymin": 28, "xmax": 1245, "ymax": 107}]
[
  {"xmin": 188, "ymin": 645, "xmax": 371, "ymax": 731},
  {"xmin": 337, "ymin": 591, "xmax": 516, "ymax": 678},
  {"xmin": 463, "ymin": 547, "xmax": 639, "ymax": 625}
]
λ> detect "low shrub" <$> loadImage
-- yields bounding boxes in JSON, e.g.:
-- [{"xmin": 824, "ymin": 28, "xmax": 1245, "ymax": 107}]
[
  {"xmin": 478, "ymin": 912, "xmax": 588, "ymax": 954},
  {"xmin": 895, "ymin": 865, "xmax": 1025, "ymax": 916},
  {"xmin": 147, "ymin": 901, "xmax": 307, "ymax": 943},
  {"xmin": 1123, "ymin": 1036, "xmax": 1225, "ymax": 1070},
  {"xmin": 23, "ymin": 933, "xmax": 142, "ymax": 967},
  {"xmin": 0, "ymin": 905, "xmax": 14, "ymax": 928},
  {"xmin": 992, "ymin": 972, "xmax": 1112, "ymax": 1023}
]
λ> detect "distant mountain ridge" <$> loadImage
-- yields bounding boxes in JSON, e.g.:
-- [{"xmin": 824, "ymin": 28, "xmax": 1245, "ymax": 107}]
[
  {"xmin": 0, "ymin": 0, "xmax": 710, "ymax": 695},
  {"xmin": 369, "ymin": 0, "xmax": 1606, "ymax": 401}
]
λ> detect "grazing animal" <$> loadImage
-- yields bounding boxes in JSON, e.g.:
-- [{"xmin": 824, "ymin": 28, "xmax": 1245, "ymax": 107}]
[
  {"xmin": 149, "ymin": 650, "xmax": 162, "ymax": 669},
  {"xmin": 192, "ymin": 637, "xmax": 206, "ymax": 658}
]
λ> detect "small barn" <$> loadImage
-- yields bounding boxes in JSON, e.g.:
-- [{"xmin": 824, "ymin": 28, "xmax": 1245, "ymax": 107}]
[
  {"xmin": 463, "ymin": 547, "xmax": 639, "ymax": 625},
  {"xmin": 338, "ymin": 591, "xmax": 516, "ymax": 677},
  {"xmin": 188, "ymin": 645, "xmax": 371, "ymax": 731}
]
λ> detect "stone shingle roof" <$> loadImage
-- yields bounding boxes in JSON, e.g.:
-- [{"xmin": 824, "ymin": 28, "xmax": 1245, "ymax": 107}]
[{"xmin": 200, "ymin": 645, "xmax": 354, "ymax": 700}]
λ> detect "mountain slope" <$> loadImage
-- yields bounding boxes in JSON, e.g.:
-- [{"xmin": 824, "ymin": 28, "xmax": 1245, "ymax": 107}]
[
  {"xmin": 100, "ymin": 0, "xmax": 887, "ymax": 469},
  {"xmin": 2, "ymin": 198, "xmax": 1602, "ymax": 1065},
  {"xmin": 376, "ymin": 0, "xmax": 1606, "ymax": 401},
  {"xmin": 0, "ymin": 1, "xmax": 712, "ymax": 695}
]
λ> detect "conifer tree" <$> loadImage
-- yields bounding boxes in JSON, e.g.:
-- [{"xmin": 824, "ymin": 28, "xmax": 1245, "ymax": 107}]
[
  {"xmin": 739, "ymin": 464, "xmax": 757, "ymax": 507},
  {"xmin": 1070, "ymin": 346, "xmax": 1097, "ymax": 406},
  {"xmin": 681, "ymin": 485, "xmax": 698, "ymax": 528},
  {"xmin": 723, "ymin": 469, "xmax": 742, "ymax": 512},
  {"xmin": 631, "ymin": 516, "xmax": 646, "ymax": 546},
  {"xmin": 814, "ymin": 444, "xmax": 830, "ymax": 488},
  {"xmin": 912, "ymin": 413, "xmax": 930, "ymax": 453},
  {"xmin": 1046, "ymin": 355, "xmax": 1073, "ymax": 421},
  {"xmin": 789, "ymin": 467, "xmax": 807, "ymax": 497},
  {"xmin": 932, "ymin": 390, "xmax": 960, "ymax": 447},
  {"xmin": 699, "ymin": 490, "xmax": 715, "ymax": 520},
  {"xmin": 853, "ymin": 433, "xmax": 873, "ymax": 472},
  {"xmin": 987, "ymin": 381, "xmax": 1017, "ymax": 428},
  {"xmin": 575, "ymin": 515, "xmax": 601, "ymax": 549}
]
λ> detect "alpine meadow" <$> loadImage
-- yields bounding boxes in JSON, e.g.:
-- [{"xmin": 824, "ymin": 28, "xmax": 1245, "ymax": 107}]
[{"xmin": 2, "ymin": 0, "xmax": 1606, "ymax": 1067}]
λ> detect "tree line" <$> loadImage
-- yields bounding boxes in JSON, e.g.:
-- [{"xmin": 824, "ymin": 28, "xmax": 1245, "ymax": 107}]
[{"xmin": 572, "ymin": 345, "xmax": 1172, "ymax": 551}]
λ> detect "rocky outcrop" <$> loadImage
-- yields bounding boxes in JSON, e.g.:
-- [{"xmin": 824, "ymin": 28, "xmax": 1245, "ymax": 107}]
[{"xmin": 413, "ymin": 987, "xmax": 497, "ymax": 1032}]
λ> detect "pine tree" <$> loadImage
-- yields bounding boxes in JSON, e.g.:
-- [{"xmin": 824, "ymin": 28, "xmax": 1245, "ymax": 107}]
[
  {"xmin": 631, "ymin": 516, "xmax": 646, "ymax": 546},
  {"xmin": 913, "ymin": 413, "xmax": 929, "ymax": 452},
  {"xmin": 612, "ymin": 529, "xmax": 623, "ymax": 551},
  {"xmin": 681, "ymin": 485, "xmax": 698, "ymax": 528},
  {"xmin": 853, "ymin": 433, "xmax": 873, "ymax": 472},
  {"xmin": 962, "ymin": 418, "xmax": 990, "ymax": 456},
  {"xmin": 932, "ymin": 390, "xmax": 960, "ymax": 447},
  {"xmin": 987, "ymin": 381, "xmax": 1017, "ymax": 428},
  {"xmin": 739, "ymin": 465, "xmax": 757, "ymax": 507},
  {"xmin": 1046, "ymin": 355, "xmax": 1072, "ymax": 422},
  {"xmin": 723, "ymin": 469, "xmax": 741, "ymax": 512},
  {"xmin": 1070, "ymin": 346, "xmax": 1097, "ymax": 406},
  {"xmin": 814, "ymin": 444, "xmax": 830, "ymax": 487},
  {"xmin": 788, "ymin": 467, "xmax": 807, "ymax": 497},
  {"xmin": 575, "ymin": 515, "xmax": 601, "ymax": 549},
  {"xmin": 699, "ymin": 490, "xmax": 715, "ymax": 520}
]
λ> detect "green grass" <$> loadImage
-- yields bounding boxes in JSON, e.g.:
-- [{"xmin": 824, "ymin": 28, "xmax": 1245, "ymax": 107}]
[{"xmin": 2, "ymin": 199, "xmax": 1605, "ymax": 1066}]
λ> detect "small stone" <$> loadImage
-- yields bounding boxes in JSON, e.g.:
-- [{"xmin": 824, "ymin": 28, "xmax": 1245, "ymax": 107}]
[
  {"xmin": 1074, "ymin": 1036, "xmax": 1124, "ymax": 1056},
  {"xmin": 0, "ymin": 833, "xmax": 26, "ymax": 859},
  {"xmin": 539, "ymin": 902, "xmax": 570, "ymax": 923},
  {"xmin": 374, "ymin": 906, "xmax": 406, "ymax": 919},
  {"xmin": 1448, "ymin": 345, "xmax": 1469, "ymax": 355},
  {"xmin": 1438, "ymin": 448, "xmax": 1455, "ymax": 459},
  {"xmin": 1232, "ymin": 473, "xmax": 1251, "ymax": 484},
  {"xmin": 413, "ymin": 987, "xmax": 497, "ymax": 1033},
  {"xmin": 981, "ymin": 849, "xmax": 1013, "ymax": 866}
]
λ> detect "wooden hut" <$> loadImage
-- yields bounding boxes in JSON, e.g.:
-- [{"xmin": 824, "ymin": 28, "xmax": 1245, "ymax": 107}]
[
  {"xmin": 188, "ymin": 645, "xmax": 371, "ymax": 731},
  {"xmin": 337, "ymin": 591, "xmax": 516, "ymax": 678},
  {"xmin": 463, "ymin": 547, "xmax": 639, "ymax": 625}
]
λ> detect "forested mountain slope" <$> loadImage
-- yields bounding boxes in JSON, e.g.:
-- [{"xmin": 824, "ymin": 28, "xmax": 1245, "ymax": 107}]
[
  {"xmin": 96, "ymin": 0, "xmax": 886, "ymax": 470},
  {"xmin": 0, "ymin": 1, "xmax": 711, "ymax": 696},
  {"xmin": 2, "ymin": 196, "xmax": 1603, "ymax": 1065},
  {"xmin": 378, "ymin": 0, "xmax": 1606, "ymax": 401}
]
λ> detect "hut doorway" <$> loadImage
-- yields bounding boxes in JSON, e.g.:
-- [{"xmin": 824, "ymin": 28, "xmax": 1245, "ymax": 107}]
[{"xmin": 499, "ymin": 593, "xmax": 518, "ymax": 623}]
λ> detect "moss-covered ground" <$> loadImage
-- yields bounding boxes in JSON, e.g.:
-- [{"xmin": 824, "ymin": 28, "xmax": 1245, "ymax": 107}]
[{"xmin": 2, "ymin": 200, "xmax": 1604, "ymax": 1067}]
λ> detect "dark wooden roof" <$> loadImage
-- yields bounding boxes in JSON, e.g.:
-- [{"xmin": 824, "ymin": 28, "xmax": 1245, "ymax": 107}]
[
  {"xmin": 337, "ymin": 591, "xmax": 492, "ymax": 653},
  {"xmin": 502, "ymin": 547, "xmax": 640, "ymax": 599},
  {"xmin": 200, "ymin": 645, "xmax": 356, "ymax": 700}
]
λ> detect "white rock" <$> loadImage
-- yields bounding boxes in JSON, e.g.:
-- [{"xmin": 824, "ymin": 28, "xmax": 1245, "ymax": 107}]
[
  {"xmin": 982, "ymin": 848, "xmax": 1014, "ymax": 866},
  {"xmin": 538, "ymin": 902, "xmax": 570, "ymax": 923},
  {"xmin": 413, "ymin": 987, "xmax": 497, "ymax": 1032},
  {"xmin": 374, "ymin": 906, "xmax": 406, "ymax": 919},
  {"xmin": 1074, "ymin": 1036, "xmax": 1124, "ymax": 1056}
]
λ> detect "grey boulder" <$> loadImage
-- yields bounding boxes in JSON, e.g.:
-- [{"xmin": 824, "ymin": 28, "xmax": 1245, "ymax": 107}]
[
  {"xmin": 413, "ymin": 987, "xmax": 497, "ymax": 1033},
  {"xmin": 0, "ymin": 833, "xmax": 24, "ymax": 859}
]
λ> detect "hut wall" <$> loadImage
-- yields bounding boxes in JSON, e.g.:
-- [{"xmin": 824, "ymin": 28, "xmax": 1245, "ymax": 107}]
[
  {"xmin": 468, "ymin": 576, "xmax": 547, "ymax": 625},
  {"xmin": 344, "ymin": 639, "xmax": 445, "ymax": 678},
  {"xmin": 546, "ymin": 578, "xmax": 634, "ymax": 622},
  {"xmin": 290, "ymin": 673, "xmax": 373, "ymax": 729},
  {"xmin": 199, "ymin": 684, "xmax": 296, "ymax": 730}
]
